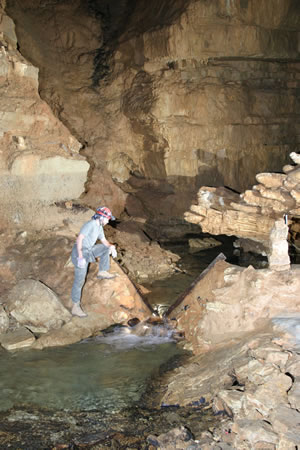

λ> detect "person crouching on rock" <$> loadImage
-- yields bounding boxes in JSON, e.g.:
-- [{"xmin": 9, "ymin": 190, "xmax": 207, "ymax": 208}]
[{"xmin": 71, "ymin": 206, "xmax": 118, "ymax": 317}]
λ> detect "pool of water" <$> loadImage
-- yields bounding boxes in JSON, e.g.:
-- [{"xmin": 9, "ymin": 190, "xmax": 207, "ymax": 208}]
[{"xmin": 0, "ymin": 331, "xmax": 183, "ymax": 413}]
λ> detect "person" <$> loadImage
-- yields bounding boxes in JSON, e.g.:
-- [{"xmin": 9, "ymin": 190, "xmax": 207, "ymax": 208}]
[{"xmin": 71, "ymin": 206, "xmax": 118, "ymax": 317}]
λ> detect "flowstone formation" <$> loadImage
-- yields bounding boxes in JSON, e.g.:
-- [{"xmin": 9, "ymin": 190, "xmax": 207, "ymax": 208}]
[{"xmin": 4, "ymin": 0, "xmax": 300, "ymax": 230}]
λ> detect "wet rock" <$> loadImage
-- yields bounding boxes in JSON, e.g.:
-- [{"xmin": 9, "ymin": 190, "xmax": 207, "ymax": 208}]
[
  {"xmin": 166, "ymin": 258, "xmax": 230, "ymax": 353},
  {"xmin": 0, "ymin": 326, "xmax": 35, "ymax": 350},
  {"xmin": 159, "ymin": 338, "xmax": 252, "ymax": 407},
  {"xmin": 5, "ymin": 279, "xmax": 72, "ymax": 333},
  {"xmin": 147, "ymin": 426, "xmax": 195, "ymax": 450},
  {"xmin": 214, "ymin": 390, "xmax": 244, "ymax": 417}
]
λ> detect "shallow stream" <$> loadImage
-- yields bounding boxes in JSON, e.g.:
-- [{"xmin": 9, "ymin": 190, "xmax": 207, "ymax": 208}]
[
  {"xmin": 0, "ymin": 238, "xmax": 250, "ymax": 448},
  {"xmin": 0, "ymin": 335, "xmax": 181, "ymax": 413}
]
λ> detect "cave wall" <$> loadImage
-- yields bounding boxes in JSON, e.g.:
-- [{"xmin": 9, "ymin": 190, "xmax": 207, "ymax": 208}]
[
  {"xmin": 3, "ymin": 0, "xmax": 300, "ymax": 229},
  {"xmin": 0, "ymin": 1, "xmax": 89, "ymax": 229}
]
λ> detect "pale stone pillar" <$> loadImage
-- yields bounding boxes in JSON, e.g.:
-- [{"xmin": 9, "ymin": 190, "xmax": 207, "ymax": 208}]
[{"xmin": 268, "ymin": 218, "xmax": 290, "ymax": 271}]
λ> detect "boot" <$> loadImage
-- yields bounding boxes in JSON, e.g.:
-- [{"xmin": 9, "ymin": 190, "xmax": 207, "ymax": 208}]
[
  {"xmin": 72, "ymin": 303, "xmax": 87, "ymax": 317},
  {"xmin": 97, "ymin": 271, "xmax": 117, "ymax": 280}
]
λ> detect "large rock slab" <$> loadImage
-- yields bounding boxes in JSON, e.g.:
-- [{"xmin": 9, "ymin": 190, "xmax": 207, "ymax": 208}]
[
  {"xmin": 5, "ymin": 279, "xmax": 72, "ymax": 333},
  {"xmin": 160, "ymin": 338, "xmax": 252, "ymax": 407},
  {"xmin": 168, "ymin": 262, "xmax": 300, "ymax": 354}
]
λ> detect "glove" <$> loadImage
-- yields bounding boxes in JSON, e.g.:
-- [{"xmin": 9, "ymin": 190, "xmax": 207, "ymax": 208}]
[
  {"xmin": 109, "ymin": 245, "xmax": 117, "ymax": 259},
  {"xmin": 77, "ymin": 257, "xmax": 86, "ymax": 269}
]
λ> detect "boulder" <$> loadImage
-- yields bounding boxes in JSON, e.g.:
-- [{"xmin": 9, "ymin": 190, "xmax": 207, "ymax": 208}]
[
  {"xmin": 147, "ymin": 426, "xmax": 195, "ymax": 450},
  {"xmin": 32, "ymin": 260, "xmax": 153, "ymax": 349},
  {"xmin": 0, "ymin": 327, "xmax": 35, "ymax": 350},
  {"xmin": 5, "ymin": 279, "xmax": 72, "ymax": 333}
]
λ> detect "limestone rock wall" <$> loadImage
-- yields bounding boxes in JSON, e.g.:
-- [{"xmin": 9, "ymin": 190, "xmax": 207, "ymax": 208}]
[
  {"xmin": 4, "ymin": 0, "xmax": 300, "ymax": 227},
  {"xmin": 0, "ymin": 4, "xmax": 89, "ymax": 229},
  {"xmin": 184, "ymin": 152, "xmax": 300, "ymax": 260},
  {"xmin": 168, "ymin": 260, "xmax": 300, "ymax": 354}
]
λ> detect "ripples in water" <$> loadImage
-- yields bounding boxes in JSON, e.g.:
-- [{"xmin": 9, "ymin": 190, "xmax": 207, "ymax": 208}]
[{"xmin": 0, "ymin": 328, "xmax": 183, "ymax": 413}]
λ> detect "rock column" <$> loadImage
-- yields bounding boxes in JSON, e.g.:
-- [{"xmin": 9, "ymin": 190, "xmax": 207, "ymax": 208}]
[{"xmin": 268, "ymin": 218, "xmax": 290, "ymax": 271}]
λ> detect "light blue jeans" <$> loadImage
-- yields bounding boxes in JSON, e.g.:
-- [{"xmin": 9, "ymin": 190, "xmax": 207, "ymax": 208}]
[{"xmin": 71, "ymin": 244, "xmax": 110, "ymax": 304}]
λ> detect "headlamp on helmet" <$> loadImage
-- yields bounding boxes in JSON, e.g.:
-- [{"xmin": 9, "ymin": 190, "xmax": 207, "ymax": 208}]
[{"xmin": 93, "ymin": 206, "xmax": 115, "ymax": 221}]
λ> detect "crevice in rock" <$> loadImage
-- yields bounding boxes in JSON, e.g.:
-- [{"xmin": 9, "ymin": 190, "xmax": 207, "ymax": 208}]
[{"xmin": 285, "ymin": 372, "xmax": 295, "ymax": 391}]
